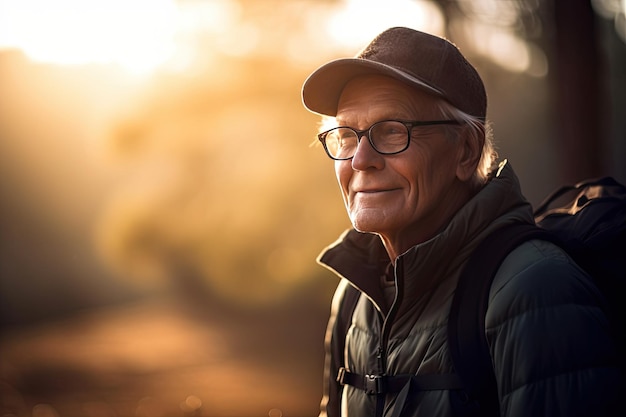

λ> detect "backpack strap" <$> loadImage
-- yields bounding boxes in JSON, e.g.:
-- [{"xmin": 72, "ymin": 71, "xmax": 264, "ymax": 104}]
[
  {"xmin": 333, "ymin": 223, "xmax": 555, "ymax": 416},
  {"xmin": 448, "ymin": 223, "xmax": 553, "ymax": 417},
  {"xmin": 324, "ymin": 282, "xmax": 361, "ymax": 415},
  {"xmin": 336, "ymin": 368, "xmax": 464, "ymax": 395}
]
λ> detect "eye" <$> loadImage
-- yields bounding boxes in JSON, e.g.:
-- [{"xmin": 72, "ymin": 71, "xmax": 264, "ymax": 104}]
[
  {"xmin": 331, "ymin": 129, "xmax": 355, "ymax": 144},
  {"xmin": 383, "ymin": 127, "xmax": 401, "ymax": 136},
  {"xmin": 375, "ymin": 122, "xmax": 406, "ymax": 140}
]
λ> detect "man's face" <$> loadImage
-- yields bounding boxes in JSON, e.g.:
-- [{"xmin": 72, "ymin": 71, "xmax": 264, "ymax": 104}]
[{"xmin": 334, "ymin": 75, "xmax": 470, "ymax": 252}]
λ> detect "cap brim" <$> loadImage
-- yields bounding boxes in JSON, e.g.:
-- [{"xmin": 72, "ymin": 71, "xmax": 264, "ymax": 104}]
[{"xmin": 301, "ymin": 58, "xmax": 443, "ymax": 117}]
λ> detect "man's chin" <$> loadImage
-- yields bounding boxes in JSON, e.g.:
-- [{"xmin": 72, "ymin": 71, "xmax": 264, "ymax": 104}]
[
  {"xmin": 352, "ymin": 225, "xmax": 378, "ymax": 235},
  {"xmin": 350, "ymin": 215, "xmax": 386, "ymax": 235}
]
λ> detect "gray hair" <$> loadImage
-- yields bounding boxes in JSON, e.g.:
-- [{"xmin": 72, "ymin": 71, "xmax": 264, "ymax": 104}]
[{"xmin": 435, "ymin": 100, "xmax": 497, "ymax": 186}]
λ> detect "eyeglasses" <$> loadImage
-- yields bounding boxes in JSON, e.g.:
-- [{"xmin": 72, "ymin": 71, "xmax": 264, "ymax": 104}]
[{"xmin": 318, "ymin": 119, "xmax": 460, "ymax": 160}]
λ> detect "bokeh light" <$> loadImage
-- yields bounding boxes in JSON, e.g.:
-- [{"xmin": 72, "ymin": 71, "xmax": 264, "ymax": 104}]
[
  {"xmin": 0, "ymin": 0, "xmax": 179, "ymax": 74},
  {"xmin": 326, "ymin": 0, "xmax": 446, "ymax": 48},
  {"xmin": 1, "ymin": 1, "xmax": 624, "ymax": 416}
]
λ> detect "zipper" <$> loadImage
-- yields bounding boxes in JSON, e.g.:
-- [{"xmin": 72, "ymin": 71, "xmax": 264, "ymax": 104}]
[{"xmin": 375, "ymin": 257, "xmax": 404, "ymax": 416}]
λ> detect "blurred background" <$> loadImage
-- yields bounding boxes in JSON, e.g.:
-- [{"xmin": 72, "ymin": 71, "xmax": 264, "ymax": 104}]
[{"xmin": 0, "ymin": 0, "xmax": 624, "ymax": 416}]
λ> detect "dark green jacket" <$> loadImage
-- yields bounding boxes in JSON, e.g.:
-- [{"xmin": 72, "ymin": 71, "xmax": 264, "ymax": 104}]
[{"xmin": 318, "ymin": 162, "xmax": 620, "ymax": 417}]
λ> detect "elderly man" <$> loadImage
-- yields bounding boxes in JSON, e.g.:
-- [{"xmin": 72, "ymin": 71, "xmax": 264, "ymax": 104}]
[{"xmin": 301, "ymin": 27, "xmax": 620, "ymax": 417}]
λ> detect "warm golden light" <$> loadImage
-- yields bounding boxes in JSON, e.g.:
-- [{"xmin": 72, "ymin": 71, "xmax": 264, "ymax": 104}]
[
  {"xmin": 463, "ymin": 22, "xmax": 530, "ymax": 73},
  {"xmin": 452, "ymin": 0, "xmax": 549, "ymax": 76},
  {"xmin": 327, "ymin": 0, "xmax": 445, "ymax": 48},
  {"xmin": 2, "ymin": 1, "xmax": 622, "ymax": 416},
  {"xmin": 0, "ymin": 0, "xmax": 178, "ymax": 74}
]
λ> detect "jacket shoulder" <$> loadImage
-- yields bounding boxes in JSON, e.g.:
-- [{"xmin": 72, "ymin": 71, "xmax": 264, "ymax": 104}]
[
  {"xmin": 487, "ymin": 239, "xmax": 603, "ymax": 320},
  {"xmin": 484, "ymin": 239, "xmax": 620, "ymax": 416}
]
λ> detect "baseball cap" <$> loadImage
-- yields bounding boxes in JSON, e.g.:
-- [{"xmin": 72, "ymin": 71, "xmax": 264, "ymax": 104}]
[{"xmin": 301, "ymin": 27, "xmax": 486, "ymax": 119}]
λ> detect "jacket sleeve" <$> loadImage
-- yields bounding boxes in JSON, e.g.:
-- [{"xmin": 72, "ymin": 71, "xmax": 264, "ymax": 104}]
[
  {"xmin": 486, "ymin": 240, "xmax": 622, "ymax": 417},
  {"xmin": 319, "ymin": 279, "xmax": 358, "ymax": 417}
]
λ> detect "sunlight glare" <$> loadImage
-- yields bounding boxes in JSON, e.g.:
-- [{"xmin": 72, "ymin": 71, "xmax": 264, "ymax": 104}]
[
  {"xmin": 0, "ymin": 0, "xmax": 178, "ymax": 74},
  {"xmin": 216, "ymin": 23, "xmax": 260, "ymax": 58},
  {"xmin": 327, "ymin": 0, "xmax": 445, "ymax": 50},
  {"xmin": 592, "ymin": 0, "xmax": 626, "ymax": 42},
  {"xmin": 458, "ymin": 21, "xmax": 546, "ymax": 75}
]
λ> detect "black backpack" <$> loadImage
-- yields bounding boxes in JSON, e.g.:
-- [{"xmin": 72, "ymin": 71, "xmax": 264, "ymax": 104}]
[{"xmin": 333, "ymin": 176, "xmax": 626, "ymax": 417}]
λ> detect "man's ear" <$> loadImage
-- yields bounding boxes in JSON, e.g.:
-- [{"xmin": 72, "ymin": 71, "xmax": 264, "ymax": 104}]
[{"xmin": 456, "ymin": 127, "xmax": 483, "ymax": 182}]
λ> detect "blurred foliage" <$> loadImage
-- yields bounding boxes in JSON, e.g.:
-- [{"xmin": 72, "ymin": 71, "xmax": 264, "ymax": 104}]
[
  {"xmin": 1, "ymin": 0, "xmax": 624, "ymax": 317},
  {"xmin": 0, "ymin": 1, "xmax": 624, "ymax": 416},
  {"xmin": 96, "ymin": 56, "xmax": 350, "ymax": 305}
]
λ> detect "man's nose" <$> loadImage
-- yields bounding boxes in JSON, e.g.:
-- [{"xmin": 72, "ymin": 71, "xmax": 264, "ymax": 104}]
[{"xmin": 351, "ymin": 135, "xmax": 384, "ymax": 170}]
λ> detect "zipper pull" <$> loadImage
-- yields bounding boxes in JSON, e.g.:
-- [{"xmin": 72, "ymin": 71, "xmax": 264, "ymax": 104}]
[{"xmin": 376, "ymin": 346, "xmax": 385, "ymax": 373}]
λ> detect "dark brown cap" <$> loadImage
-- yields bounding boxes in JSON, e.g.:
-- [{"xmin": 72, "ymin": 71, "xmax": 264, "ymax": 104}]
[{"xmin": 302, "ymin": 27, "xmax": 486, "ymax": 118}]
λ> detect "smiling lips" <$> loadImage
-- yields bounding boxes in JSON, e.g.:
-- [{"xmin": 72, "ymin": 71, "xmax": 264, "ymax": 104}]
[
  {"xmin": 352, "ymin": 188, "xmax": 399, "ymax": 196},
  {"xmin": 353, "ymin": 188, "xmax": 400, "ymax": 194}
]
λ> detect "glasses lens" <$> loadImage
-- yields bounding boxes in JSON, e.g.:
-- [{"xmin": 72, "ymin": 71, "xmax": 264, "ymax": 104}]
[
  {"xmin": 370, "ymin": 121, "xmax": 409, "ymax": 154},
  {"xmin": 324, "ymin": 128, "xmax": 358, "ymax": 159}
]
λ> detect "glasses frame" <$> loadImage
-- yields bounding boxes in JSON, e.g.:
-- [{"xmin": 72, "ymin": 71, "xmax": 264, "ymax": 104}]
[{"xmin": 318, "ymin": 119, "xmax": 460, "ymax": 160}]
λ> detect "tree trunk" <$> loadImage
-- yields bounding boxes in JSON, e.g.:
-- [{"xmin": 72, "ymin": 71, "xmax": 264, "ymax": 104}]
[{"xmin": 551, "ymin": 0, "xmax": 606, "ymax": 183}]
